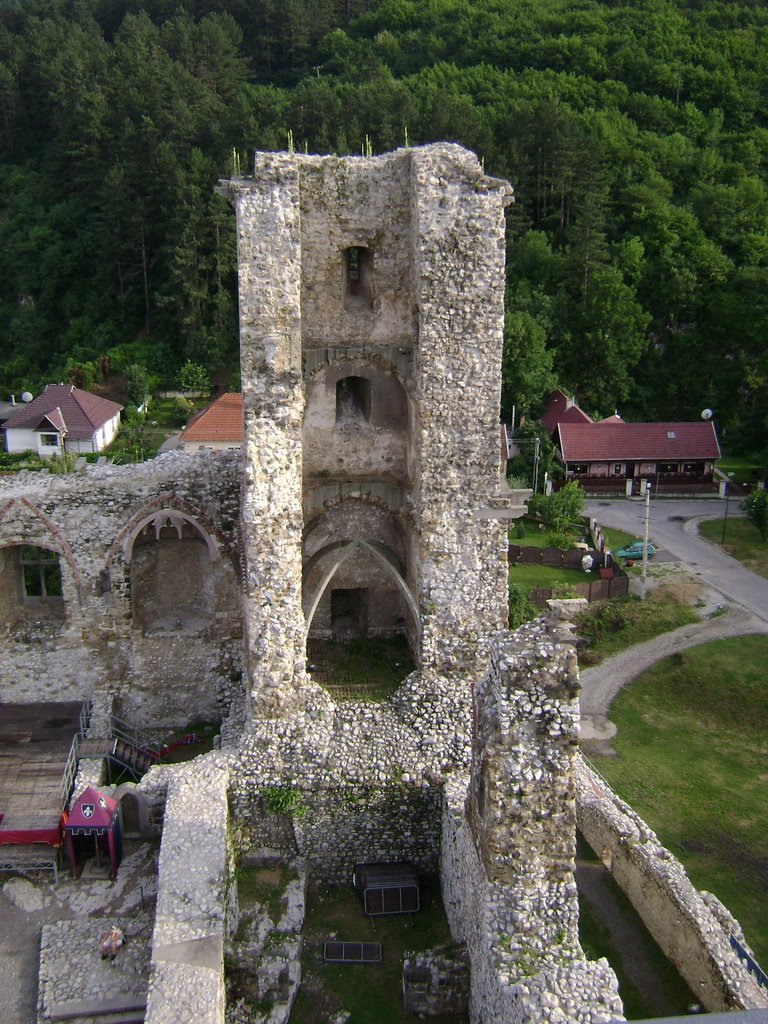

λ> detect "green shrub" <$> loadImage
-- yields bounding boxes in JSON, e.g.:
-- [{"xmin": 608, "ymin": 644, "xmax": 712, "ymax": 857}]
[
  {"xmin": 509, "ymin": 582, "xmax": 536, "ymax": 628},
  {"xmin": 507, "ymin": 474, "xmax": 530, "ymax": 489},
  {"xmin": 172, "ymin": 396, "xmax": 194, "ymax": 425},
  {"xmin": 514, "ymin": 519, "xmax": 526, "ymax": 539},
  {"xmin": 548, "ymin": 530, "xmax": 572, "ymax": 550}
]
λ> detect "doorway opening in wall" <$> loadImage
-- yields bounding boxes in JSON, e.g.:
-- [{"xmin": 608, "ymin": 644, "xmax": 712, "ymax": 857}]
[{"xmin": 331, "ymin": 587, "xmax": 367, "ymax": 638}]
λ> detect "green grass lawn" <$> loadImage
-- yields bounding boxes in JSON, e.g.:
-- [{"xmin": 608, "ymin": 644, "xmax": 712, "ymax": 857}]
[
  {"xmin": 292, "ymin": 881, "xmax": 465, "ymax": 1024},
  {"xmin": 575, "ymin": 591, "xmax": 699, "ymax": 666},
  {"xmin": 509, "ymin": 518, "xmax": 589, "ymax": 548},
  {"xmin": 716, "ymin": 457, "xmax": 765, "ymax": 487},
  {"xmin": 600, "ymin": 525, "xmax": 641, "ymax": 553},
  {"xmin": 698, "ymin": 516, "xmax": 768, "ymax": 579},
  {"xmin": 508, "ymin": 562, "xmax": 589, "ymax": 590},
  {"xmin": 590, "ymin": 635, "xmax": 768, "ymax": 966},
  {"xmin": 307, "ymin": 636, "xmax": 415, "ymax": 700}
]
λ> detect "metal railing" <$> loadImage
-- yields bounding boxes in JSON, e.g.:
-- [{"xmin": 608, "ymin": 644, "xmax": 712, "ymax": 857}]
[
  {"xmin": 79, "ymin": 694, "xmax": 93, "ymax": 735},
  {"xmin": 730, "ymin": 935, "xmax": 768, "ymax": 993},
  {"xmin": 60, "ymin": 734, "xmax": 80, "ymax": 809}
]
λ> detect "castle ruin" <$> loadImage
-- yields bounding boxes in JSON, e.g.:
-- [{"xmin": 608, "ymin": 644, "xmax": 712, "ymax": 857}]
[{"xmin": 2, "ymin": 145, "xmax": 765, "ymax": 1024}]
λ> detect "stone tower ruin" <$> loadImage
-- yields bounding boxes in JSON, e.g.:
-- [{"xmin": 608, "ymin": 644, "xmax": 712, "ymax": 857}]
[{"xmin": 219, "ymin": 144, "xmax": 523, "ymax": 716}]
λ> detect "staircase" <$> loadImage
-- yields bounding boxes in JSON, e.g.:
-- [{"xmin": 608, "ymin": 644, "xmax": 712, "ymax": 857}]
[
  {"xmin": 77, "ymin": 736, "xmax": 155, "ymax": 780},
  {"xmin": 77, "ymin": 715, "xmax": 162, "ymax": 782}
]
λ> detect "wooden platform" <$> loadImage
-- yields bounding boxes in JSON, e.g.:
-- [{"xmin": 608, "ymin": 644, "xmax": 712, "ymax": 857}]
[{"xmin": 0, "ymin": 702, "xmax": 81, "ymax": 835}]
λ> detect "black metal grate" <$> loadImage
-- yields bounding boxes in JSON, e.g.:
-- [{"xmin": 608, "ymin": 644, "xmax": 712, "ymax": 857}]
[{"xmin": 323, "ymin": 941, "xmax": 382, "ymax": 964}]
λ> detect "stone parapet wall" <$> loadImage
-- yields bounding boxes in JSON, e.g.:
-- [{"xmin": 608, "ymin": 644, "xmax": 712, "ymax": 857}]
[
  {"xmin": 576, "ymin": 755, "xmax": 768, "ymax": 1013},
  {"xmin": 144, "ymin": 755, "xmax": 233, "ymax": 1024},
  {"xmin": 440, "ymin": 616, "xmax": 626, "ymax": 1023},
  {"xmin": 442, "ymin": 773, "xmax": 624, "ymax": 1024}
]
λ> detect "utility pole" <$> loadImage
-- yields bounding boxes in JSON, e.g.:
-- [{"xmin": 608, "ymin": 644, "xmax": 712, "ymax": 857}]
[{"xmin": 641, "ymin": 480, "xmax": 652, "ymax": 600}]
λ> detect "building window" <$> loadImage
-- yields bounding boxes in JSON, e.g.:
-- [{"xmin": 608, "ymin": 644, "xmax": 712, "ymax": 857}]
[
  {"xmin": 571, "ymin": 463, "xmax": 589, "ymax": 475},
  {"xmin": 20, "ymin": 546, "xmax": 62, "ymax": 599},
  {"xmin": 613, "ymin": 463, "xmax": 623, "ymax": 475},
  {"xmin": 683, "ymin": 462, "xmax": 702, "ymax": 474},
  {"xmin": 343, "ymin": 246, "xmax": 373, "ymax": 309},
  {"xmin": 336, "ymin": 376, "xmax": 372, "ymax": 424},
  {"xmin": 39, "ymin": 433, "xmax": 60, "ymax": 447},
  {"xmin": 658, "ymin": 462, "xmax": 678, "ymax": 474}
]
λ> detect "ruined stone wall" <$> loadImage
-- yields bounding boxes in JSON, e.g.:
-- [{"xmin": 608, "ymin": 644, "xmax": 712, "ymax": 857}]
[
  {"xmin": 576, "ymin": 755, "xmax": 768, "ymax": 1013},
  {"xmin": 220, "ymin": 160, "xmax": 308, "ymax": 719},
  {"xmin": 410, "ymin": 146, "xmax": 513, "ymax": 680},
  {"xmin": 0, "ymin": 452, "xmax": 243, "ymax": 728},
  {"xmin": 441, "ymin": 620, "xmax": 624, "ymax": 1024},
  {"xmin": 144, "ymin": 755, "xmax": 233, "ymax": 1024},
  {"xmin": 232, "ymin": 782, "xmax": 441, "ymax": 885}
]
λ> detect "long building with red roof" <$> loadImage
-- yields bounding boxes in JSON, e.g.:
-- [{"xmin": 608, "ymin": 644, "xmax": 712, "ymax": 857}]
[{"xmin": 555, "ymin": 419, "xmax": 721, "ymax": 494}]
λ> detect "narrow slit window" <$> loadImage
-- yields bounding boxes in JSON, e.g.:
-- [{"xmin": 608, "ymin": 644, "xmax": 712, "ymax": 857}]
[{"xmin": 343, "ymin": 246, "xmax": 373, "ymax": 309}]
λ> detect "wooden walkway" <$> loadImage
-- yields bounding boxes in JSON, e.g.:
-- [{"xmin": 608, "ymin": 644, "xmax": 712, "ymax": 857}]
[{"xmin": 0, "ymin": 702, "xmax": 80, "ymax": 835}]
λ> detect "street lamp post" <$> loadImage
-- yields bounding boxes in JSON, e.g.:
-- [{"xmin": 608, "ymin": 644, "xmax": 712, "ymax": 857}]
[
  {"xmin": 641, "ymin": 480, "xmax": 652, "ymax": 601},
  {"xmin": 721, "ymin": 473, "xmax": 735, "ymax": 546}
]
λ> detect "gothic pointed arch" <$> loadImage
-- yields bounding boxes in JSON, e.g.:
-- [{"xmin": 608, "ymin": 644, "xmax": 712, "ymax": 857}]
[{"xmin": 303, "ymin": 539, "xmax": 420, "ymax": 638}]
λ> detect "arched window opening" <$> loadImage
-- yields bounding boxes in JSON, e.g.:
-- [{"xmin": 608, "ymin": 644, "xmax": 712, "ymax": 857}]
[
  {"xmin": 343, "ymin": 246, "xmax": 373, "ymax": 309},
  {"xmin": 130, "ymin": 521, "xmax": 213, "ymax": 636},
  {"xmin": 336, "ymin": 376, "xmax": 372, "ymax": 425}
]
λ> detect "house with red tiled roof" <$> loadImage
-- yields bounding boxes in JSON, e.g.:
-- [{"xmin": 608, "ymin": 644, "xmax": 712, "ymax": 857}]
[
  {"xmin": 181, "ymin": 392, "xmax": 243, "ymax": 451},
  {"xmin": 556, "ymin": 420, "xmax": 721, "ymax": 494},
  {"xmin": 4, "ymin": 384, "xmax": 122, "ymax": 458},
  {"xmin": 540, "ymin": 389, "xmax": 593, "ymax": 437}
]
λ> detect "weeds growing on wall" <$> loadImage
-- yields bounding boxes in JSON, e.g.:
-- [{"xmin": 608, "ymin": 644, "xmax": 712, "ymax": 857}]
[{"xmin": 261, "ymin": 785, "xmax": 306, "ymax": 818}]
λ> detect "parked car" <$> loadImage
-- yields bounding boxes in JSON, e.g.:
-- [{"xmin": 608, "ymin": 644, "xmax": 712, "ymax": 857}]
[{"xmin": 615, "ymin": 541, "xmax": 656, "ymax": 560}]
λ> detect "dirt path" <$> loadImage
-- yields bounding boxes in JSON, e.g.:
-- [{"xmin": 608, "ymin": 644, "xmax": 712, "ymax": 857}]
[{"xmin": 579, "ymin": 604, "xmax": 768, "ymax": 749}]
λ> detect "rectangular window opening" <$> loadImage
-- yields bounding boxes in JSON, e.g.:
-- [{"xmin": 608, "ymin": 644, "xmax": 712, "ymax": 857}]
[
  {"xmin": 336, "ymin": 376, "xmax": 372, "ymax": 424},
  {"xmin": 20, "ymin": 546, "xmax": 63, "ymax": 599}
]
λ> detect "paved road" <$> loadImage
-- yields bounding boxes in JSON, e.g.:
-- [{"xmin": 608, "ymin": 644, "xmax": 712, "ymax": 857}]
[
  {"xmin": 585, "ymin": 497, "xmax": 768, "ymax": 624},
  {"xmin": 580, "ymin": 497, "xmax": 768, "ymax": 745}
]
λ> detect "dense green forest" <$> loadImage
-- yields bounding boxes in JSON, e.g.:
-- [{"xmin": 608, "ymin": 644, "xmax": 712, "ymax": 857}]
[{"xmin": 1, "ymin": 0, "xmax": 767, "ymax": 455}]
